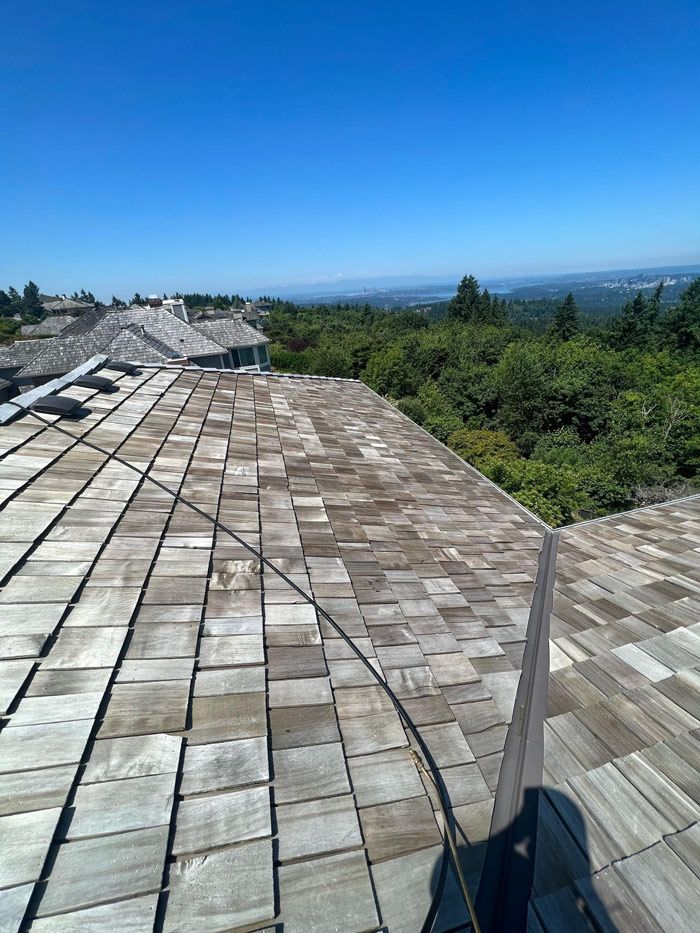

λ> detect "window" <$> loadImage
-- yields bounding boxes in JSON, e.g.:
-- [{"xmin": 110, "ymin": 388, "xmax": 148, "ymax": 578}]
[
  {"xmin": 232, "ymin": 346, "xmax": 256, "ymax": 367},
  {"xmin": 258, "ymin": 344, "xmax": 269, "ymax": 363}
]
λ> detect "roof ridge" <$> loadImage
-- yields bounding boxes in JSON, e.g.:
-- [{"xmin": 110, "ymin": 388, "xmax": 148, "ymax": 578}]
[
  {"xmin": 58, "ymin": 305, "xmax": 107, "ymax": 338},
  {"xmin": 121, "ymin": 322, "xmax": 181, "ymax": 358}
]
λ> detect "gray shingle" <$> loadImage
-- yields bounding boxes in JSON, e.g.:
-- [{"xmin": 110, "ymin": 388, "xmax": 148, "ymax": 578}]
[{"xmin": 193, "ymin": 317, "xmax": 269, "ymax": 348}]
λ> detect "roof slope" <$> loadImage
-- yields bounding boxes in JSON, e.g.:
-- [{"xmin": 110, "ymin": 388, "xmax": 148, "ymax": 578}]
[
  {"xmin": 41, "ymin": 298, "xmax": 93, "ymax": 313},
  {"xmin": 532, "ymin": 501, "xmax": 700, "ymax": 930},
  {"xmin": 0, "ymin": 339, "xmax": 54, "ymax": 369},
  {"xmin": 0, "ymin": 368, "xmax": 543, "ymax": 931},
  {"xmin": 18, "ymin": 309, "xmax": 226, "ymax": 378},
  {"xmin": 101, "ymin": 326, "xmax": 178, "ymax": 364},
  {"xmin": 193, "ymin": 317, "xmax": 269, "ymax": 347},
  {"xmin": 20, "ymin": 317, "xmax": 76, "ymax": 339}
]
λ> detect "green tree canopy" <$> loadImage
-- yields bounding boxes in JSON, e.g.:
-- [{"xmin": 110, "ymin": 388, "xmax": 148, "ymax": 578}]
[{"xmin": 448, "ymin": 428, "xmax": 520, "ymax": 469}]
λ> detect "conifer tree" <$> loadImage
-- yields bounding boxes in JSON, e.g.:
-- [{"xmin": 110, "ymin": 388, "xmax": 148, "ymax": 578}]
[
  {"xmin": 551, "ymin": 292, "xmax": 580, "ymax": 340},
  {"xmin": 616, "ymin": 291, "xmax": 655, "ymax": 348},
  {"xmin": 448, "ymin": 274, "xmax": 482, "ymax": 322},
  {"xmin": 22, "ymin": 281, "xmax": 43, "ymax": 318}
]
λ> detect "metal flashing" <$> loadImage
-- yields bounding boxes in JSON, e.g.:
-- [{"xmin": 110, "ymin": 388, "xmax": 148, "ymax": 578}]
[{"xmin": 475, "ymin": 529, "xmax": 559, "ymax": 933}]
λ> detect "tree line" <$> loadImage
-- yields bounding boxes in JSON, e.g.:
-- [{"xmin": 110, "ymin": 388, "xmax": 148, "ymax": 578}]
[{"xmin": 0, "ymin": 284, "xmax": 256, "ymax": 322}]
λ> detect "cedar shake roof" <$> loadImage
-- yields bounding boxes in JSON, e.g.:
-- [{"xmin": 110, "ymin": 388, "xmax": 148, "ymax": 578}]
[
  {"xmin": 18, "ymin": 309, "xmax": 226, "ymax": 378},
  {"xmin": 192, "ymin": 318, "xmax": 269, "ymax": 347},
  {"xmin": 531, "ymin": 502, "xmax": 700, "ymax": 931},
  {"xmin": 40, "ymin": 299, "xmax": 93, "ymax": 313},
  {"xmin": 17, "ymin": 309, "xmax": 265, "ymax": 379},
  {"xmin": 0, "ymin": 339, "xmax": 54, "ymax": 370},
  {"xmin": 19, "ymin": 317, "xmax": 76, "ymax": 339},
  {"xmin": 0, "ymin": 360, "xmax": 697, "ymax": 931}
]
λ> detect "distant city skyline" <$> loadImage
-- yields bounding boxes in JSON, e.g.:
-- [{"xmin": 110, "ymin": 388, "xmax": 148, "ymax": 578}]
[
  {"xmin": 1, "ymin": 1, "xmax": 698, "ymax": 298},
  {"xmin": 20, "ymin": 261, "xmax": 698, "ymax": 305}
]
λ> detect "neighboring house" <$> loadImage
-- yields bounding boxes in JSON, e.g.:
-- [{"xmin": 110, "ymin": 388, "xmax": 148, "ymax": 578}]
[
  {"xmin": 242, "ymin": 300, "xmax": 272, "ymax": 329},
  {"xmin": 19, "ymin": 315, "xmax": 76, "ymax": 338},
  {"xmin": 9, "ymin": 306, "xmax": 270, "ymax": 385},
  {"xmin": 41, "ymin": 297, "xmax": 94, "ymax": 315},
  {"xmin": 192, "ymin": 318, "xmax": 271, "ymax": 371},
  {"xmin": 0, "ymin": 362, "xmax": 697, "ymax": 932}
]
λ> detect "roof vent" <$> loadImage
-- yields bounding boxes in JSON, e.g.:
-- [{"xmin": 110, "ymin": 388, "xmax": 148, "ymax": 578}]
[
  {"xmin": 29, "ymin": 395, "xmax": 89, "ymax": 418},
  {"xmin": 104, "ymin": 360, "xmax": 142, "ymax": 375},
  {"xmin": 74, "ymin": 374, "xmax": 118, "ymax": 392}
]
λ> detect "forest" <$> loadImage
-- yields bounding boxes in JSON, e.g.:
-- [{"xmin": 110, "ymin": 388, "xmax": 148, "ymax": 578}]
[{"xmin": 265, "ymin": 274, "xmax": 700, "ymax": 526}]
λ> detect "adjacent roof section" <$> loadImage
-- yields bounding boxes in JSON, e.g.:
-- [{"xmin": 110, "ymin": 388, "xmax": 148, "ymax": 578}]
[
  {"xmin": 19, "ymin": 317, "xmax": 76, "ymax": 339},
  {"xmin": 532, "ymin": 500, "xmax": 700, "ymax": 931},
  {"xmin": 41, "ymin": 298, "xmax": 93, "ymax": 314},
  {"xmin": 18, "ymin": 309, "xmax": 227, "ymax": 378},
  {"xmin": 193, "ymin": 317, "xmax": 269, "ymax": 347},
  {"xmin": 16, "ymin": 309, "xmax": 268, "ymax": 380},
  {"xmin": 101, "ymin": 326, "xmax": 179, "ymax": 364},
  {"xmin": 0, "ymin": 339, "xmax": 54, "ymax": 371},
  {"xmin": 0, "ymin": 366, "xmax": 543, "ymax": 931}
]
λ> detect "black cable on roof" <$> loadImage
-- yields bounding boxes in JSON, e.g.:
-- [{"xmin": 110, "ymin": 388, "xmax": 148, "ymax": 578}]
[{"xmin": 9, "ymin": 399, "xmax": 479, "ymax": 932}]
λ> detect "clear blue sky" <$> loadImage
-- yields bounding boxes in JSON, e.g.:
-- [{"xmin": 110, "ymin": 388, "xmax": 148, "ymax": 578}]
[{"xmin": 1, "ymin": 1, "xmax": 698, "ymax": 299}]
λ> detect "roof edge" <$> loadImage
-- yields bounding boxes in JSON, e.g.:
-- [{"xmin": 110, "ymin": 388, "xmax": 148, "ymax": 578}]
[
  {"xmin": 138, "ymin": 363, "xmax": 363, "ymax": 382},
  {"xmin": 362, "ymin": 384, "xmax": 553, "ymax": 532},
  {"xmin": 558, "ymin": 490, "xmax": 700, "ymax": 532}
]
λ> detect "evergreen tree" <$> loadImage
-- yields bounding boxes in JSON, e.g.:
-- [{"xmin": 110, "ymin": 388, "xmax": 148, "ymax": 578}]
[
  {"xmin": 7, "ymin": 287, "xmax": 22, "ymax": 315},
  {"xmin": 111, "ymin": 295, "xmax": 127, "ymax": 308},
  {"xmin": 662, "ymin": 278, "xmax": 700, "ymax": 351},
  {"xmin": 551, "ymin": 292, "xmax": 580, "ymax": 341},
  {"xmin": 22, "ymin": 281, "xmax": 43, "ymax": 317},
  {"xmin": 448, "ymin": 274, "xmax": 481, "ymax": 322},
  {"xmin": 478, "ymin": 288, "xmax": 492, "ymax": 322},
  {"xmin": 650, "ymin": 281, "xmax": 664, "ymax": 319},
  {"xmin": 0, "ymin": 290, "xmax": 12, "ymax": 317},
  {"xmin": 616, "ymin": 291, "xmax": 655, "ymax": 349},
  {"xmin": 488, "ymin": 294, "xmax": 508, "ymax": 325},
  {"xmin": 131, "ymin": 292, "xmax": 144, "ymax": 306}
]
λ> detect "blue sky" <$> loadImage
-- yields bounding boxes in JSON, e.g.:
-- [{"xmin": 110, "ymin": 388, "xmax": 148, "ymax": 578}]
[{"xmin": 1, "ymin": 1, "xmax": 698, "ymax": 299}]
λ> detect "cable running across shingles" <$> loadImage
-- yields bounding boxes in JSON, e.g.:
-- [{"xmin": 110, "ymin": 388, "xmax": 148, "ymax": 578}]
[{"xmin": 8, "ymin": 399, "xmax": 480, "ymax": 933}]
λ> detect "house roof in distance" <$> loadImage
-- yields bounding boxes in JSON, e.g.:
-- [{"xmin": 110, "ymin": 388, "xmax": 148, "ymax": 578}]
[
  {"xmin": 17, "ymin": 308, "xmax": 229, "ymax": 378},
  {"xmin": 193, "ymin": 317, "xmax": 269, "ymax": 347},
  {"xmin": 0, "ymin": 360, "xmax": 697, "ymax": 931},
  {"xmin": 41, "ymin": 298, "xmax": 93, "ymax": 313},
  {"xmin": 20, "ymin": 316, "xmax": 76, "ymax": 338}
]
